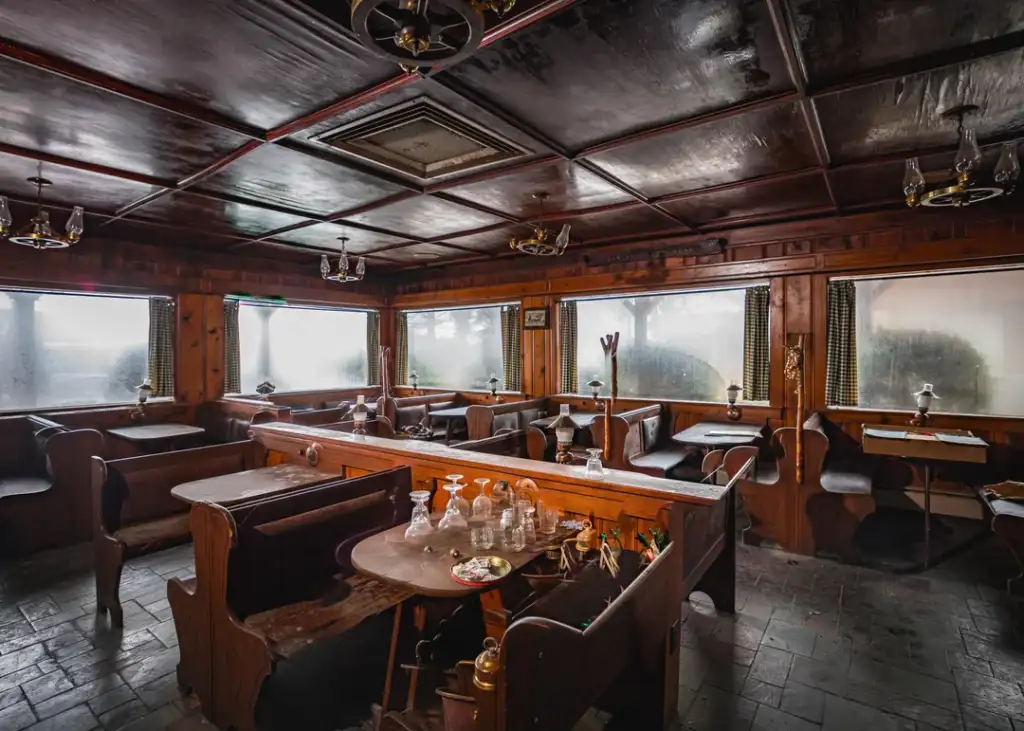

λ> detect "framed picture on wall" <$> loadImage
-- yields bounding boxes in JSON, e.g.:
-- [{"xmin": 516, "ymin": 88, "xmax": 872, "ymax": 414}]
[{"xmin": 523, "ymin": 307, "xmax": 550, "ymax": 330}]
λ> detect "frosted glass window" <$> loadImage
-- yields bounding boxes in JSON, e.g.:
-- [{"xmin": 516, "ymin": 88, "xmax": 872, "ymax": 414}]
[
  {"xmin": 854, "ymin": 270, "xmax": 1024, "ymax": 416},
  {"xmin": 238, "ymin": 303, "xmax": 368, "ymax": 392},
  {"xmin": 0, "ymin": 290, "xmax": 150, "ymax": 410},
  {"xmin": 407, "ymin": 307, "xmax": 503, "ymax": 390},
  {"xmin": 575, "ymin": 289, "xmax": 747, "ymax": 401}
]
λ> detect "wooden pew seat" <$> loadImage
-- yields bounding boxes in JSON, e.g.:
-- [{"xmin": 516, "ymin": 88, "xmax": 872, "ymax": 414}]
[
  {"xmin": 594, "ymin": 406, "xmax": 700, "ymax": 479},
  {"xmin": 976, "ymin": 483, "xmax": 1024, "ymax": 597},
  {"xmin": 112, "ymin": 512, "xmax": 191, "ymax": 549},
  {"xmin": 0, "ymin": 476, "xmax": 50, "ymax": 498},
  {"xmin": 805, "ymin": 414, "xmax": 876, "ymax": 496},
  {"xmin": 630, "ymin": 445, "xmax": 694, "ymax": 478}
]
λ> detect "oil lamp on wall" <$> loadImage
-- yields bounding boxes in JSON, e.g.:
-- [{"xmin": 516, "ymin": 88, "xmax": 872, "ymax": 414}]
[
  {"xmin": 409, "ymin": 370, "xmax": 420, "ymax": 395},
  {"xmin": 486, "ymin": 373, "xmax": 504, "ymax": 403},
  {"xmin": 911, "ymin": 383, "xmax": 939, "ymax": 427},
  {"xmin": 726, "ymin": 383, "xmax": 742, "ymax": 421},
  {"xmin": 587, "ymin": 376, "xmax": 604, "ymax": 401},
  {"xmin": 549, "ymin": 404, "xmax": 579, "ymax": 464},
  {"xmin": 130, "ymin": 379, "xmax": 153, "ymax": 420},
  {"xmin": 350, "ymin": 394, "xmax": 371, "ymax": 435}
]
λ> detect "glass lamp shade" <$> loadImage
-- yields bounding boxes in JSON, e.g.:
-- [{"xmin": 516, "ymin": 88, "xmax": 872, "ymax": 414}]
[
  {"xmin": 903, "ymin": 158, "xmax": 926, "ymax": 201},
  {"xmin": 487, "ymin": 374, "xmax": 500, "ymax": 395},
  {"xmin": 555, "ymin": 426, "xmax": 574, "ymax": 445},
  {"xmin": 994, "ymin": 141, "xmax": 1020, "ymax": 187},
  {"xmin": 356, "ymin": 257, "xmax": 366, "ymax": 278},
  {"xmin": 0, "ymin": 196, "xmax": 11, "ymax": 233},
  {"xmin": 136, "ymin": 381, "xmax": 153, "ymax": 404},
  {"xmin": 65, "ymin": 206, "xmax": 84, "ymax": 239},
  {"xmin": 352, "ymin": 393, "xmax": 370, "ymax": 422},
  {"xmin": 953, "ymin": 128, "xmax": 982, "ymax": 177},
  {"xmin": 913, "ymin": 383, "xmax": 939, "ymax": 410},
  {"xmin": 353, "ymin": 411, "xmax": 368, "ymax": 424},
  {"xmin": 409, "ymin": 371, "xmax": 419, "ymax": 388},
  {"xmin": 587, "ymin": 377, "xmax": 604, "ymax": 398},
  {"xmin": 550, "ymin": 404, "xmax": 579, "ymax": 440},
  {"xmin": 726, "ymin": 384, "xmax": 741, "ymax": 406}
]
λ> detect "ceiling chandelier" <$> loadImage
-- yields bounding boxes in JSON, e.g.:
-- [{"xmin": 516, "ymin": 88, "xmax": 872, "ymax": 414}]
[
  {"xmin": 510, "ymin": 192, "xmax": 571, "ymax": 257},
  {"xmin": 351, "ymin": 0, "xmax": 508, "ymax": 69},
  {"xmin": 320, "ymin": 236, "xmax": 366, "ymax": 283},
  {"xmin": 903, "ymin": 105, "xmax": 1019, "ymax": 208},
  {"xmin": 0, "ymin": 166, "xmax": 85, "ymax": 249}
]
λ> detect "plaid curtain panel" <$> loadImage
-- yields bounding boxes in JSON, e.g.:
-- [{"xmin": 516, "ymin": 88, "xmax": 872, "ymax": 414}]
[
  {"xmin": 366, "ymin": 310, "xmax": 381, "ymax": 386},
  {"xmin": 223, "ymin": 299, "xmax": 241, "ymax": 394},
  {"xmin": 500, "ymin": 304, "xmax": 522, "ymax": 392},
  {"xmin": 147, "ymin": 297, "xmax": 175, "ymax": 398},
  {"xmin": 558, "ymin": 301, "xmax": 578, "ymax": 394},
  {"xmin": 826, "ymin": 280, "xmax": 859, "ymax": 407},
  {"xmin": 395, "ymin": 311, "xmax": 409, "ymax": 385},
  {"xmin": 742, "ymin": 285, "xmax": 771, "ymax": 402}
]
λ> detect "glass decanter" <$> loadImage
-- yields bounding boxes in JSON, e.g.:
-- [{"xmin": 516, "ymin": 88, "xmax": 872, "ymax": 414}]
[
  {"xmin": 472, "ymin": 478, "xmax": 493, "ymax": 519},
  {"xmin": 438, "ymin": 476, "xmax": 469, "ymax": 531},
  {"xmin": 517, "ymin": 499, "xmax": 536, "ymax": 547},
  {"xmin": 446, "ymin": 474, "xmax": 471, "ymax": 517},
  {"xmin": 404, "ymin": 490, "xmax": 435, "ymax": 542},
  {"xmin": 584, "ymin": 448, "xmax": 605, "ymax": 480}
]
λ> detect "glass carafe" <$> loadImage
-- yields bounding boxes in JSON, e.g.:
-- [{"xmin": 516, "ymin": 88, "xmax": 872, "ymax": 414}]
[
  {"xmin": 405, "ymin": 490, "xmax": 434, "ymax": 542},
  {"xmin": 438, "ymin": 477, "xmax": 469, "ymax": 531},
  {"xmin": 517, "ymin": 499, "xmax": 536, "ymax": 547},
  {"xmin": 584, "ymin": 448, "xmax": 605, "ymax": 480},
  {"xmin": 472, "ymin": 478, "xmax": 493, "ymax": 519},
  {"xmin": 446, "ymin": 474, "xmax": 471, "ymax": 517}
]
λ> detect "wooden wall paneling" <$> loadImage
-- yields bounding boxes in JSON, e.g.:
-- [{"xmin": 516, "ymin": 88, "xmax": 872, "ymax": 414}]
[
  {"xmin": 202, "ymin": 294, "xmax": 226, "ymax": 403},
  {"xmin": 521, "ymin": 294, "xmax": 552, "ymax": 398},
  {"xmin": 768, "ymin": 277, "xmax": 788, "ymax": 410},
  {"xmin": 175, "ymin": 294, "xmax": 209, "ymax": 405},
  {"xmin": 810, "ymin": 274, "xmax": 830, "ymax": 414},
  {"xmin": 379, "ymin": 305, "xmax": 398, "ymax": 392}
]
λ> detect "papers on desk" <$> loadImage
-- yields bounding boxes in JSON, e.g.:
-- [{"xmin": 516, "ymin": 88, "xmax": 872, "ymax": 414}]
[
  {"xmin": 862, "ymin": 427, "xmax": 907, "ymax": 440},
  {"xmin": 935, "ymin": 433, "xmax": 987, "ymax": 447},
  {"xmin": 704, "ymin": 429, "xmax": 761, "ymax": 438}
]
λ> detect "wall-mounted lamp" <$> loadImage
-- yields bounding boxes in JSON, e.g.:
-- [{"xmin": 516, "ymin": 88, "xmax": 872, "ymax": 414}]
[
  {"xmin": 911, "ymin": 383, "xmax": 939, "ymax": 427},
  {"xmin": 256, "ymin": 381, "xmax": 276, "ymax": 401},
  {"xmin": 130, "ymin": 379, "xmax": 153, "ymax": 421},
  {"xmin": 487, "ymin": 373, "xmax": 504, "ymax": 403},
  {"xmin": 726, "ymin": 383, "xmax": 742, "ymax": 421},
  {"xmin": 549, "ymin": 404, "xmax": 579, "ymax": 465},
  {"xmin": 587, "ymin": 376, "xmax": 604, "ymax": 404}
]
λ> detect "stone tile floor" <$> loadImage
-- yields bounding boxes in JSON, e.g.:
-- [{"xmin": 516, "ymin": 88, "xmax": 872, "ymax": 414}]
[{"xmin": 0, "ymin": 537, "xmax": 1021, "ymax": 731}]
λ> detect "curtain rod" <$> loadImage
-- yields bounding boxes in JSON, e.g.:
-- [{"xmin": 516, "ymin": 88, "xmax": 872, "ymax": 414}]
[
  {"xmin": 402, "ymin": 302, "xmax": 518, "ymax": 315},
  {"xmin": 562, "ymin": 281, "xmax": 769, "ymax": 304},
  {"xmin": 831, "ymin": 263, "xmax": 1024, "ymax": 283}
]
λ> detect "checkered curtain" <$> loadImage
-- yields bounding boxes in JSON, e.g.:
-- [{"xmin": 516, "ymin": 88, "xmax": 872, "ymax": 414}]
[
  {"xmin": 500, "ymin": 304, "xmax": 522, "ymax": 392},
  {"xmin": 742, "ymin": 285, "xmax": 770, "ymax": 402},
  {"xmin": 223, "ymin": 299, "xmax": 241, "ymax": 394},
  {"xmin": 366, "ymin": 310, "xmax": 381, "ymax": 386},
  {"xmin": 147, "ymin": 297, "xmax": 174, "ymax": 398},
  {"xmin": 826, "ymin": 280, "xmax": 859, "ymax": 407},
  {"xmin": 396, "ymin": 311, "xmax": 409, "ymax": 385},
  {"xmin": 558, "ymin": 301, "xmax": 578, "ymax": 394}
]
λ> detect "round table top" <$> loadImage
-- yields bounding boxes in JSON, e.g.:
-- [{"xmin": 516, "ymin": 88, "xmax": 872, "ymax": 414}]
[
  {"xmin": 107, "ymin": 423, "xmax": 206, "ymax": 441},
  {"xmin": 170, "ymin": 463, "xmax": 335, "ymax": 505}
]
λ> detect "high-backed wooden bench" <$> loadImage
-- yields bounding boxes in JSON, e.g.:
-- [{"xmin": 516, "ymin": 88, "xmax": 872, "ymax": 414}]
[
  {"xmin": 291, "ymin": 405, "xmax": 350, "ymax": 427},
  {"xmin": 0, "ymin": 416, "xmax": 104, "ymax": 555},
  {"xmin": 91, "ymin": 440, "xmax": 263, "ymax": 626},
  {"xmin": 592, "ymin": 406, "xmax": 698, "ymax": 479},
  {"xmin": 465, "ymin": 398, "xmax": 547, "ymax": 441},
  {"xmin": 976, "ymin": 483, "xmax": 1024, "ymax": 597},
  {"xmin": 450, "ymin": 429, "xmax": 526, "ymax": 457},
  {"xmin": 378, "ymin": 393, "xmax": 462, "ymax": 440},
  {"xmin": 169, "ymin": 468, "xmax": 414, "ymax": 731}
]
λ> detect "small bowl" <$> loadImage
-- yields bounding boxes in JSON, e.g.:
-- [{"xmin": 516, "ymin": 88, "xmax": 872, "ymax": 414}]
[{"xmin": 450, "ymin": 555, "xmax": 512, "ymax": 587}]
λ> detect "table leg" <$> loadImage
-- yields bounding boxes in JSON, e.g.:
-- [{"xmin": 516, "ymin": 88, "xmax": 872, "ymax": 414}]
[{"xmin": 923, "ymin": 463, "xmax": 932, "ymax": 570}]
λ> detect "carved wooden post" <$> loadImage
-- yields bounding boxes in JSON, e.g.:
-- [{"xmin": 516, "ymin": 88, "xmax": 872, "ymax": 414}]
[
  {"xmin": 600, "ymin": 332, "xmax": 620, "ymax": 462},
  {"xmin": 380, "ymin": 345, "xmax": 392, "ymax": 399},
  {"xmin": 785, "ymin": 334, "xmax": 806, "ymax": 484}
]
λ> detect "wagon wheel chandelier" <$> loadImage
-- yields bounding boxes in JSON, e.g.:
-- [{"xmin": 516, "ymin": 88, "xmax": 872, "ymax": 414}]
[
  {"xmin": 510, "ymin": 192, "xmax": 571, "ymax": 257},
  {"xmin": 902, "ymin": 105, "xmax": 1019, "ymax": 208},
  {"xmin": 0, "ymin": 164, "xmax": 85, "ymax": 249},
  {"xmin": 351, "ymin": 0, "xmax": 509, "ymax": 70},
  {"xmin": 320, "ymin": 236, "xmax": 366, "ymax": 283}
]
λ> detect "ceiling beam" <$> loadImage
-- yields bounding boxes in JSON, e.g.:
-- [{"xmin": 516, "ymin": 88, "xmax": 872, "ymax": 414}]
[
  {"xmin": 430, "ymin": 191, "xmax": 522, "ymax": 223},
  {"xmin": 424, "ymin": 155, "xmax": 563, "ymax": 193},
  {"xmin": 653, "ymin": 167, "xmax": 822, "ymax": 205},
  {"xmin": 479, "ymin": 0, "xmax": 585, "ymax": 48},
  {"xmin": 0, "ymin": 38, "xmax": 264, "ymax": 140},
  {"xmin": 0, "ymin": 142, "xmax": 174, "ymax": 190}
]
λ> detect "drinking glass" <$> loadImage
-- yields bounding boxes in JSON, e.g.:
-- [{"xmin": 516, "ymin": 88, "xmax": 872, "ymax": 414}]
[
  {"xmin": 500, "ymin": 508, "xmax": 525, "ymax": 552},
  {"xmin": 538, "ymin": 503, "xmax": 559, "ymax": 536},
  {"xmin": 438, "ymin": 477, "xmax": 469, "ymax": 531},
  {"xmin": 405, "ymin": 490, "xmax": 434, "ymax": 542},
  {"xmin": 517, "ymin": 499, "xmax": 536, "ymax": 547},
  {"xmin": 470, "ymin": 523, "xmax": 494, "ymax": 550},
  {"xmin": 445, "ymin": 474, "xmax": 471, "ymax": 517},
  {"xmin": 472, "ymin": 478, "xmax": 493, "ymax": 519},
  {"xmin": 584, "ymin": 448, "xmax": 605, "ymax": 480}
]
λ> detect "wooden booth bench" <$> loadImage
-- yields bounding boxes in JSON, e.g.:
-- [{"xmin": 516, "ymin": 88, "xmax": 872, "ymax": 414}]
[
  {"xmin": 465, "ymin": 398, "xmax": 547, "ymax": 441},
  {"xmin": 976, "ymin": 482, "xmax": 1024, "ymax": 598},
  {"xmin": 169, "ymin": 468, "xmax": 414, "ymax": 731},
  {"xmin": 0, "ymin": 415, "xmax": 104, "ymax": 555},
  {"xmin": 592, "ymin": 405, "xmax": 699, "ymax": 480},
  {"xmin": 91, "ymin": 440, "xmax": 264, "ymax": 626},
  {"xmin": 378, "ymin": 392, "xmax": 464, "ymax": 441}
]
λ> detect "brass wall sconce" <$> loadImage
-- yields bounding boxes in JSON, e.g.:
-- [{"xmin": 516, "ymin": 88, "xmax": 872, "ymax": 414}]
[
  {"xmin": 911, "ymin": 383, "xmax": 939, "ymax": 427},
  {"xmin": 549, "ymin": 404, "xmax": 579, "ymax": 464},
  {"xmin": 487, "ymin": 374, "xmax": 504, "ymax": 403},
  {"xmin": 409, "ymin": 371, "xmax": 420, "ymax": 395},
  {"xmin": 726, "ymin": 384, "xmax": 742, "ymax": 421},
  {"xmin": 587, "ymin": 376, "xmax": 604, "ymax": 403},
  {"xmin": 130, "ymin": 379, "xmax": 153, "ymax": 421}
]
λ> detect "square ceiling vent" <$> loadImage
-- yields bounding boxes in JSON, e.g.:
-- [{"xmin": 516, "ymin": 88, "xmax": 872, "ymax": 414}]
[{"xmin": 314, "ymin": 97, "xmax": 529, "ymax": 181}]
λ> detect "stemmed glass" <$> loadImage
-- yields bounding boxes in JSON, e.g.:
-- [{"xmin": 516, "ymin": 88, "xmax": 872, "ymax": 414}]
[
  {"xmin": 472, "ymin": 478, "xmax": 493, "ymax": 519},
  {"xmin": 405, "ymin": 490, "xmax": 435, "ymax": 542},
  {"xmin": 446, "ymin": 474, "xmax": 471, "ymax": 517},
  {"xmin": 438, "ymin": 476, "xmax": 469, "ymax": 531},
  {"xmin": 584, "ymin": 448, "xmax": 605, "ymax": 480}
]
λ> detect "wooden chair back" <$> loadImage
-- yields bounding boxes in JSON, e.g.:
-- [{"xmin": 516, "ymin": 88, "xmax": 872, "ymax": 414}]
[
  {"xmin": 590, "ymin": 405, "xmax": 662, "ymax": 470},
  {"xmin": 291, "ymin": 405, "xmax": 350, "ymax": 427},
  {"xmin": 376, "ymin": 392, "xmax": 459, "ymax": 427},
  {"xmin": 465, "ymin": 398, "xmax": 547, "ymax": 441},
  {"xmin": 450, "ymin": 430, "xmax": 525, "ymax": 457}
]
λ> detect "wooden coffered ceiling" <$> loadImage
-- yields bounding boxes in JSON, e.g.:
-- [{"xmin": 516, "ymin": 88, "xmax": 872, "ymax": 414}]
[{"xmin": 0, "ymin": 0, "xmax": 1022, "ymax": 277}]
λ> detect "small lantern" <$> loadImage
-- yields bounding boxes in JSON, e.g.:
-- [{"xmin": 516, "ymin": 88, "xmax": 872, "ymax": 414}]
[
  {"xmin": 256, "ymin": 380, "xmax": 276, "ymax": 400},
  {"xmin": 587, "ymin": 376, "xmax": 604, "ymax": 402},
  {"xmin": 486, "ymin": 373, "xmax": 504, "ymax": 403},
  {"xmin": 136, "ymin": 379, "xmax": 153, "ymax": 405},
  {"xmin": 726, "ymin": 383, "xmax": 742, "ymax": 421},
  {"xmin": 549, "ymin": 404, "xmax": 579, "ymax": 464},
  {"xmin": 351, "ymin": 394, "xmax": 370, "ymax": 435},
  {"xmin": 473, "ymin": 637, "xmax": 500, "ymax": 692},
  {"xmin": 409, "ymin": 370, "xmax": 419, "ymax": 391},
  {"xmin": 911, "ymin": 383, "xmax": 940, "ymax": 427}
]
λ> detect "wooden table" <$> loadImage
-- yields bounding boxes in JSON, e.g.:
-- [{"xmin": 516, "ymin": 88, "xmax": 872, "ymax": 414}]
[
  {"xmin": 530, "ymin": 412, "xmax": 601, "ymax": 429},
  {"xmin": 430, "ymin": 405, "xmax": 470, "ymax": 443},
  {"xmin": 170, "ymin": 463, "xmax": 335, "ymax": 506},
  {"xmin": 672, "ymin": 421, "xmax": 763, "ymax": 450},
  {"xmin": 862, "ymin": 424, "xmax": 987, "ymax": 568},
  {"xmin": 107, "ymin": 423, "xmax": 206, "ymax": 453}
]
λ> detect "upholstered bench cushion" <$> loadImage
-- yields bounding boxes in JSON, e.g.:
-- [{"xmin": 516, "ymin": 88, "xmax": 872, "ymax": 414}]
[
  {"xmin": 114, "ymin": 513, "xmax": 191, "ymax": 550},
  {"xmin": 750, "ymin": 461, "xmax": 780, "ymax": 485},
  {"xmin": 820, "ymin": 460, "xmax": 873, "ymax": 495},
  {"xmin": 632, "ymin": 446, "xmax": 691, "ymax": 476},
  {"xmin": 0, "ymin": 477, "xmax": 51, "ymax": 499}
]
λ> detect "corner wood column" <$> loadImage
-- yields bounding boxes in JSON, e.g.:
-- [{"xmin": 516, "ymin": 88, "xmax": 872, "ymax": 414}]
[
  {"xmin": 174, "ymin": 293, "xmax": 225, "ymax": 405},
  {"xmin": 521, "ymin": 294, "xmax": 556, "ymax": 398},
  {"xmin": 379, "ymin": 305, "xmax": 398, "ymax": 389}
]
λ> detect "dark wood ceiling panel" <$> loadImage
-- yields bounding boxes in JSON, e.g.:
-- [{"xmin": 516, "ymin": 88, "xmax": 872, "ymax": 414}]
[
  {"xmin": 372, "ymin": 243, "xmax": 487, "ymax": 264},
  {"xmin": 0, "ymin": 152, "xmax": 160, "ymax": 212},
  {"xmin": 441, "ymin": 0, "xmax": 792, "ymax": 150},
  {"xmin": 786, "ymin": 0, "xmax": 1024, "ymax": 86},
  {"xmin": 559, "ymin": 205, "xmax": 682, "ymax": 242},
  {"xmin": 0, "ymin": 59, "xmax": 251, "ymax": 181},
  {"xmin": 269, "ymin": 222, "xmax": 411, "ymax": 254},
  {"xmin": 341, "ymin": 196, "xmax": 506, "ymax": 238},
  {"xmin": 442, "ymin": 227, "xmax": 529, "ymax": 253},
  {"xmin": 660, "ymin": 172, "xmax": 830, "ymax": 224},
  {"xmin": 92, "ymin": 217, "xmax": 241, "ymax": 252},
  {"xmin": 128, "ymin": 192, "xmax": 310, "ymax": 239},
  {"xmin": 0, "ymin": 0, "xmax": 396, "ymax": 130},
  {"xmin": 196, "ymin": 144, "xmax": 408, "ymax": 216},
  {"xmin": 817, "ymin": 50, "xmax": 1024, "ymax": 164},
  {"xmin": 583, "ymin": 101, "xmax": 818, "ymax": 197},
  {"xmin": 244, "ymin": 241, "xmax": 320, "ymax": 264},
  {"xmin": 441, "ymin": 160, "xmax": 632, "ymax": 217}
]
